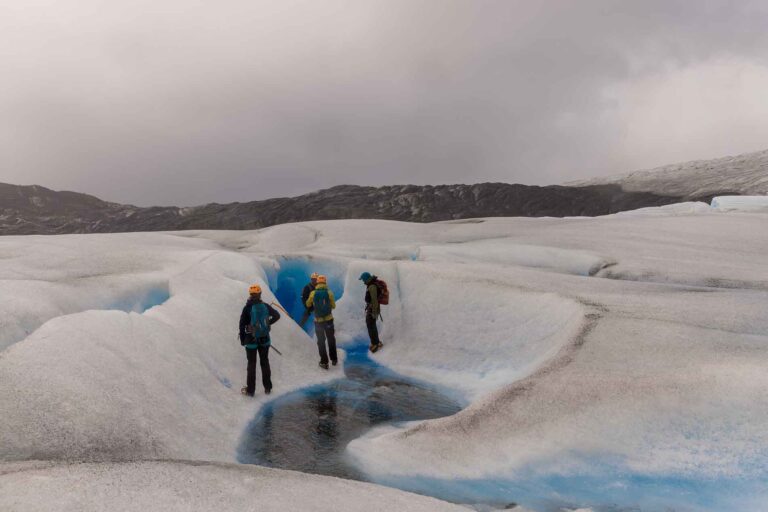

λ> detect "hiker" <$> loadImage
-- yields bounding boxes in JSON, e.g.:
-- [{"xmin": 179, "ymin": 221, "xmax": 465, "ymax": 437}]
[
  {"xmin": 239, "ymin": 284, "xmax": 281, "ymax": 396},
  {"xmin": 299, "ymin": 272, "xmax": 319, "ymax": 327},
  {"xmin": 305, "ymin": 275, "xmax": 337, "ymax": 370},
  {"xmin": 359, "ymin": 272, "xmax": 387, "ymax": 353}
]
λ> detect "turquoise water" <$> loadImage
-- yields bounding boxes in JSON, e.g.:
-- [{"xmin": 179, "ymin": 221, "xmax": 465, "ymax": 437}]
[
  {"xmin": 373, "ymin": 469, "xmax": 768, "ymax": 511},
  {"xmin": 238, "ymin": 339, "xmax": 461, "ymax": 480},
  {"xmin": 269, "ymin": 257, "xmax": 345, "ymax": 336}
]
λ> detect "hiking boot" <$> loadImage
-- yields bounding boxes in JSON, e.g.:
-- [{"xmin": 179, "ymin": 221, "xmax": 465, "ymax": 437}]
[
  {"xmin": 319, "ymin": 362, "xmax": 329, "ymax": 370},
  {"xmin": 370, "ymin": 342, "xmax": 383, "ymax": 353},
  {"xmin": 331, "ymin": 360, "xmax": 338, "ymax": 366},
  {"xmin": 264, "ymin": 388, "xmax": 272, "ymax": 395},
  {"xmin": 241, "ymin": 387, "xmax": 254, "ymax": 397}
]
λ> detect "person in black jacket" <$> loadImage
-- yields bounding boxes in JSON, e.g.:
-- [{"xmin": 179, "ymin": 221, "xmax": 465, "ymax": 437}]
[
  {"xmin": 299, "ymin": 272, "xmax": 318, "ymax": 327},
  {"xmin": 239, "ymin": 284, "xmax": 281, "ymax": 396}
]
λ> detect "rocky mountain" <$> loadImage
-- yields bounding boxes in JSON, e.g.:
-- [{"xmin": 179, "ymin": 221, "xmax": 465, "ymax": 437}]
[
  {"xmin": 7, "ymin": 148, "xmax": 768, "ymax": 235},
  {"xmin": 0, "ymin": 181, "xmax": 705, "ymax": 236},
  {"xmin": 569, "ymin": 148, "xmax": 768, "ymax": 198}
]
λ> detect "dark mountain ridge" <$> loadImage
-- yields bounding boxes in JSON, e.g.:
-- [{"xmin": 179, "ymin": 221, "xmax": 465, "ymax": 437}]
[{"xmin": 0, "ymin": 181, "xmax": 711, "ymax": 236}]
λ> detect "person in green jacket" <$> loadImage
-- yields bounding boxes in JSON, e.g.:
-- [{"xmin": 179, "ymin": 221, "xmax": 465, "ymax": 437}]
[
  {"xmin": 359, "ymin": 272, "xmax": 383, "ymax": 353},
  {"xmin": 305, "ymin": 275, "xmax": 337, "ymax": 369}
]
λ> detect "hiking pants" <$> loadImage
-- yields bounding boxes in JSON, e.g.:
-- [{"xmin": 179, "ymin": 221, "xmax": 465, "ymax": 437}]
[
  {"xmin": 299, "ymin": 308, "xmax": 312, "ymax": 328},
  {"xmin": 366, "ymin": 311, "xmax": 380, "ymax": 346},
  {"xmin": 246, "ymin": 345, "xmax": 272, "ymax": 394},
  {"xmin": 315, "ymin": 320, "xmax": 337, "ymax": 365}
]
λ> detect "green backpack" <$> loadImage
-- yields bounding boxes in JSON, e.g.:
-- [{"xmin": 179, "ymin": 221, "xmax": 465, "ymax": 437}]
[
  {"xmin": 249, "ymin": 303, "xmax": 271, "ymax": 344},
  {"xmin": 313, "ymin": 288, "xmax": 332, "ymax": 318}
]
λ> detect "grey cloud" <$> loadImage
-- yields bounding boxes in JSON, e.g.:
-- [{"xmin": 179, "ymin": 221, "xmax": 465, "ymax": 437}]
[{"xmin": 1, "ymin": 0, "xmax": 767, "ymax": 206}]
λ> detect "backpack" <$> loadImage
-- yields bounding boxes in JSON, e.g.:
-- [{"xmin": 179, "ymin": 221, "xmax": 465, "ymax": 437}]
[
  {"xmin": 313, "ymin": 288, "xmax": 333, "ymax": 318},
  {"xmin": 250, "ymin": 303, "xmax": 271, "ymax": 342},
  {"xmin": 374, "ymin": 279, "xmax": 389, "ymax": 305}
]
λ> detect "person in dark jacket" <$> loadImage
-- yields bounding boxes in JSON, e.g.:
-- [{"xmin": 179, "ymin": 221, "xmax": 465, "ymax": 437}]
[
  {"xmin": 359, "ymin": 272, "xmax": 383, "ymax": 352},
  {"xmin": 239, "ymin": 283, "xmax": 280, "ymax": 396},
  {"xmin": 299, "ymin": 272, "xmax": 319, "ymax": 328},
  {"xmin": 305, "ymin": 275, "xmax": 337, "ymax": 369}
]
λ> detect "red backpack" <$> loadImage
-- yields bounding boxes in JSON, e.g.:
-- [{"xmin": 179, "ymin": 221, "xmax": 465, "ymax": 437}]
[{"xmin": 374, "ymin": 278, "xmax": 389, "ymax": 305}]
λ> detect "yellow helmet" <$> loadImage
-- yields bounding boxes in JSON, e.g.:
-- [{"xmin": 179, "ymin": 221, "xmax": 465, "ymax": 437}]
[
  {"xmin": 310, "ymin": 272, "xmax": 319, "ymax": 280},
  {"xmin": 317, "ymin": 275, "xmax": 327, "ymax": 284},
  {"xmin": 248, "ymin": 284, "xmax": 262, "ymax": 294}
]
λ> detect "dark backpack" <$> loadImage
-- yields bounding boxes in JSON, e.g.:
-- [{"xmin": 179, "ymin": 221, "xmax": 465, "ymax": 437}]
[
  {"xmin": 249, "ymin": 303, "xmax": 271, "ymax": 343},
  {"xmin": 313, "ymin": 288, "xmax": 333, "ymax": 318},
  {"xmin": 374, "ymin": 279, "xmax": 389, "ymax": 305}
]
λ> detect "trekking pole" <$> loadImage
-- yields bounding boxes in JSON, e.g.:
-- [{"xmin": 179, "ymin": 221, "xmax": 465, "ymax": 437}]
[
  {"xmin": 270, "ymin": 345, "xmax": 283, "ymax": 356},
  {"xmin": 270, "ymin": 301, "xmax": 289, "ymax": 316}
]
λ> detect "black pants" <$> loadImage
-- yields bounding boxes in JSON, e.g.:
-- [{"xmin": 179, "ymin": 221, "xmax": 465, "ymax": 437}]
[
  {"xmin": 366, "ymin": 312, "xmax": 380, "ymax": 346},
  {"xmin": 246, "ymin": 345, "xmax": 272, "ymax": 394},
  {"xmin": 299, "ymin": 308, "xmax": 312, "ymax": 328},
  {"xmin": 315, "ymin": 320, "xmax": 337, "ymax": 365}
]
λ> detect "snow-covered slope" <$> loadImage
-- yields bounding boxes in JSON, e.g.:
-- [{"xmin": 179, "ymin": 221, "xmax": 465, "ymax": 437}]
[
  {"xmin": 0, "ymin": 232, "xmax": 346, "ymax": 463},
  {"xmin": 0, "ymin": 461, "xmax": 465, "ymax": 512},
  {"xmin": 570, "ymin": 148, "xmax": 768, "ymax": 198},
  {"xmin": 1, "ymin": 207, "xmax": 767, "ymax": 511}
]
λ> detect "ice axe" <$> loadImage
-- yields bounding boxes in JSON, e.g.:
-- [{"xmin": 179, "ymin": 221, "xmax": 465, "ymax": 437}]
[
  {"xmin": 271, "ymin": 301, "xmax": 306, "ymax": 330},
  {"xmin": 366, "ymin": 306, "xmax": 384, "ymax": 322},
  {"xmin": 270, "ymin": 301, "xmax": 289, "ymax": 316}
]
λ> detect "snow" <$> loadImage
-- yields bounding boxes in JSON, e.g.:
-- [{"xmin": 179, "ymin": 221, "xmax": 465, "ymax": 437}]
[
  {"xmin": 1, "ymin": 206, "xmax": 768, "ymax": 510},
  {"xmin": 711, "ymin": 195, "xmax": 768, "ymax": 211},
  {"xmin": 334, "ymin": 260, "xmax": 586, "ymax": 402},
  {"xmin": 417, "ymin": 240, "xmax": 611, "ymax": 276},
  {"xmin": 568, "ymin": 147, "xmax": 768, "ymax": 198},
  {"xmin": 0, "ymin": 460, "xmax": 465, "ymax": 512},
  {"xmin": 612, "ymin": 200, "xmax": 713, "ymax": 216},
  {"xmin": 0, "ymin": 233, "xmax": 339, "ymax": 463}
]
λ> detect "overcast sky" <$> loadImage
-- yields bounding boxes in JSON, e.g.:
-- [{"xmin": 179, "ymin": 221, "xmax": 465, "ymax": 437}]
[{"xmin": 2, "ymin": 1, "xmax": 768, "ymax": 206}]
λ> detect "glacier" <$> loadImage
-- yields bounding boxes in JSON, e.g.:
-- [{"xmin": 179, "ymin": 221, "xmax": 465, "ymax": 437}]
[
  {"xmin": 710, "ymin": 195, "xmax": 768, "ymax": 212},
  {"xmin": 0, "ymin": 205, "xmax": 767, "ymax": 511}
]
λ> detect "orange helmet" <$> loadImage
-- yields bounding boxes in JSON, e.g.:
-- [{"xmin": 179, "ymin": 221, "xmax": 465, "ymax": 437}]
[
  {"xmin": 248, "ymin": 284, "xmax": 262, "ymax": 294},
  {"xmin": 317, "ymin": 275, "xmax": 327, "ymax": 284}
]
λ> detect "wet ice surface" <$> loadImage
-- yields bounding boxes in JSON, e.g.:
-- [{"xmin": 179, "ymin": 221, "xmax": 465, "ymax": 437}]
[
  {"xmin": 3, "ymin": 215, "xmax": 768, "ymax": 511},
  {"xmin": 238, "ymin": 341, "xmax": 461, "ymax": 481}
]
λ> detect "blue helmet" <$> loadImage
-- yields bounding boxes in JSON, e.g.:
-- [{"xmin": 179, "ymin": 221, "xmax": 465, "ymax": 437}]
[{"xmin": 359, "ymin": 272, "xmax": 372, "ymax": 283}]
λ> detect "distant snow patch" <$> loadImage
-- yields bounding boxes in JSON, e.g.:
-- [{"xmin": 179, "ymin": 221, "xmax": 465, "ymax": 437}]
[
  {"xmin": 611, "ymin": 201, "xmax": 711, "ymax": 216},
  {"xmin": 711, "ymin": 195, "xmax": 768, "ymax": 211}
]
